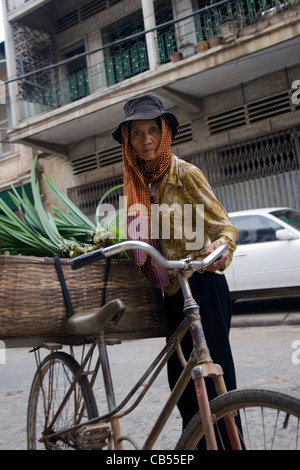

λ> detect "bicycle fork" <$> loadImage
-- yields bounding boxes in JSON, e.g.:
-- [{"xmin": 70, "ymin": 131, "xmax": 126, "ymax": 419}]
[{"xmin": 179, "ymin": 272, "xmax": 242, "ymax": 450}]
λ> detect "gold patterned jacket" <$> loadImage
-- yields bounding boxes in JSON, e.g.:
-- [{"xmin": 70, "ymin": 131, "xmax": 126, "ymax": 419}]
[{"xmin": 152, "ymin": 155, "xmax": 239, "ymax": 295}]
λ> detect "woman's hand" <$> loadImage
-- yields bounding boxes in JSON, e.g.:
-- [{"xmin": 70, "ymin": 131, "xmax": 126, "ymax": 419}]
[{"xmin": 204, "ymin": 242, "xmax": 228, "ymax": 272}]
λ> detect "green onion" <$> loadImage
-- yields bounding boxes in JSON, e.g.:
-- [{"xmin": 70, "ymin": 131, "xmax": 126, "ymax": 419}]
[{"xmin": 0, "ymin": 157, "xmax": 128, "ymax": 258}]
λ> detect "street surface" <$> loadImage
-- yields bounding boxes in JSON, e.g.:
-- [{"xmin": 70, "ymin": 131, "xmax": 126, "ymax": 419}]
[{"xmin": 0, "ymin": 296, "xmax": 299, "ymax": 450}]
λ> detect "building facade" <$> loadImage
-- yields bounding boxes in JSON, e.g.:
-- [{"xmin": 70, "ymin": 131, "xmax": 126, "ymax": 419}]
[
  {"xmin": 1, "ymin": 0, "xmax": 300, "ymax": 216},
  {"xmin": 0, "ymin": 39, "xmax": 34, "ymax": 210}
]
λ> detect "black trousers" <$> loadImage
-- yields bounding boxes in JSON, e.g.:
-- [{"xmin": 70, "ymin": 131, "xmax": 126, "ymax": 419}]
[{"xmin": 164, "ymin": 271, "xmax": 239, "ymax": 447}]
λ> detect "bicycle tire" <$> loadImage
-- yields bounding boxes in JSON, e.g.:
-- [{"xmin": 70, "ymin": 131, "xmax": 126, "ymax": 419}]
[
  {"xmin": 176, "ymin": 389, "xmax": 300, "ymax": 450},
  {"xmin": 27, "ymin": 351, "xmax": 98, "ymax": 450}
]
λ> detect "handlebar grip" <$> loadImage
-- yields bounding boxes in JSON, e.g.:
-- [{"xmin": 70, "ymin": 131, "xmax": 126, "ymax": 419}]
[
  {"xmin": 202, "ymin": 243, "xmax": 228, "ymax": 267},
  {"xmin": 70, "ymin": 248, "xmax": 106, "ymax": 270}
]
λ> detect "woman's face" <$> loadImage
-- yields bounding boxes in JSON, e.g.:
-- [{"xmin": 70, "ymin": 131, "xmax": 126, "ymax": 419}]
[{"xmin": 129, "ymin": 119, "xmax": 162, "ymax": 161}]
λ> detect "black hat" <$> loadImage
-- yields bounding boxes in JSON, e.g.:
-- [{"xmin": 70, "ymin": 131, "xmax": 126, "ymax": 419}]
[{"xmin": 112, "ymin": 94, "xmax": 179, "ymax": 144}]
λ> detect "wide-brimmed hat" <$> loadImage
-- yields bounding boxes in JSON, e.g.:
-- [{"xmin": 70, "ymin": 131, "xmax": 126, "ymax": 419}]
[{"xmin": 112, "ymin": 94, "xmax": 179, "ymax": 144}]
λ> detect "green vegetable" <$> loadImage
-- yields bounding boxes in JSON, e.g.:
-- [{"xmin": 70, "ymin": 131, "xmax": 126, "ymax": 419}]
[{"xmin": 0, "ymin": 156, "xmax": 128, "ymax": 258}]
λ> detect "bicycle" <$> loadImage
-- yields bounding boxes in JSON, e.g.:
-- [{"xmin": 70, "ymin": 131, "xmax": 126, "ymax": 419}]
[{"xmin": 27, "ymin": 241, "xmax": 300, "ymax": 450}]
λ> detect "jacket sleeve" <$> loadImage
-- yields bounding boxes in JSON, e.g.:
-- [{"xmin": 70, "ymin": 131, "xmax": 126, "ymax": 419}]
[{"xmin": 180, "ymin": 162, "xmax": 239, "ymax": 269}]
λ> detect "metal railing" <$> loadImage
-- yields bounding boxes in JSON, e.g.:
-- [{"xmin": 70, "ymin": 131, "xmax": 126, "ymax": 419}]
[
  {"xmin": 19, "ymin": 32, "xmax": 174, "ymax": 119},
  {"xmin": 19, "ymin": 44, "xmax": 149, "ymax": 119},
  {"xmin": 66, "ymin": 125, "xmax": 300, "ymax": 216},
  {"xmin": 18, "ymin": 0, "xmax": 280, "ymax": 119}
]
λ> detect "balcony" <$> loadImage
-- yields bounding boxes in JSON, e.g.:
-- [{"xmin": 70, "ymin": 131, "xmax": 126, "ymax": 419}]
[
  {"xmin": 6, "ymin": 0, "xmax": 300, "ymax": 154},
  {"xmin": 19, "ymin": 42, "xmax": 148, "ymax": 120},
  {"xmin": 19, "ymin": 34, "xmax": 177, "ymax": 119},
  {"xmin": 17, "ymin": 0, "xmax": 289, "ymax": 120}
]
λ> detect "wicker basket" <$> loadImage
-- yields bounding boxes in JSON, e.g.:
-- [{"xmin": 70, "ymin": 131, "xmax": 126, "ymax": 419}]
[{"xmin": 0, "ymin": 254, "xmax": 169, "ymax": 344}]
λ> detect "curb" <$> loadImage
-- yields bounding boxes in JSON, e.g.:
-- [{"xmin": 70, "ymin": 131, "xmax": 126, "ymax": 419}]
[{"xmin": 231, "ymin": 313, "xmax": 300, "ymax": 328}]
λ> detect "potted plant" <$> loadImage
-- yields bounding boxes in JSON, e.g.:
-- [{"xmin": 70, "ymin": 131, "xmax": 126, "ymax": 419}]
[
  {"xmin": 240, "ymin": 18, "xmax": 257, "ymax": 37},
  {"xmin": 179, "ymin": 41, "xmax": 196, "ymax": 58},
  {"xmin": 198, "ymin": 40, "xmax": 210, "ymax": 52},
  {"xmin": 218, "ymin": 17, "xmax": 240, "ymax": 41},
  {"xmin": 256, "ymin": 14, "xmax": 270, "ymax": 32},
  {"xmin": 262, "ymin": 0, "xmax": 298, "ymax": 26},
  {"xmin": 208, "ymin": 36, "xmax": 222, "ymax": 48},
  {"xmin": 169, "ymin": 50, "xmax": 183, "ymax": 62}
]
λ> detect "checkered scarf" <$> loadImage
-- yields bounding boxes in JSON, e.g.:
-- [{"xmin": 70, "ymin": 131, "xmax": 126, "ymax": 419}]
[{"xmin": 121, "ymin": 117, "xmax": 173, "ymax": 287}]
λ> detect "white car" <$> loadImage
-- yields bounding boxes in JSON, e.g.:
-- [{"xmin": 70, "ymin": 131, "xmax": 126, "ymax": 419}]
[{"xmin": 225, "ymin": 207, "xmax": 300, "ymax": 299}]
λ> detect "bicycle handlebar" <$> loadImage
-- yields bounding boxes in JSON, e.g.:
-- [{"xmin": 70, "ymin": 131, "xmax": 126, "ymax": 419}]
[{"xmin": 70, "ymin": 240, "xmax": 228, "ymax": 273}]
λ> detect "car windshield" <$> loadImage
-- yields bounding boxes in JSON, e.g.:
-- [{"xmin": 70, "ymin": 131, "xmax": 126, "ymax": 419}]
[{"xmin": 270, "ymin": 209, "xmax": 300, "ymax": 231}]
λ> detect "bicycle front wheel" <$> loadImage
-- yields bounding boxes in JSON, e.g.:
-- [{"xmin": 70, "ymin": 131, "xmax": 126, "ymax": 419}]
[
  {"xmin": 176, "ymin": 389, "xmax": 300, "ymax": 450},
  {"xmin": 27, "ymin": 351, "xmax": 98, "ymax": 450}
]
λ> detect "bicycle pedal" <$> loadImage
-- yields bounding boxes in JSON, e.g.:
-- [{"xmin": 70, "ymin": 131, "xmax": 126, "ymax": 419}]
[{"xmin": 77, "ymin": 423, "xmax": 111, "ymax": 449}]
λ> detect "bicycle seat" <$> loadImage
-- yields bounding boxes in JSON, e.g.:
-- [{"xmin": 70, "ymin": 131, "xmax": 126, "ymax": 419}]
[{"xmin": 66, "ymin": 299, "xmax": 126, "ymax": 336}]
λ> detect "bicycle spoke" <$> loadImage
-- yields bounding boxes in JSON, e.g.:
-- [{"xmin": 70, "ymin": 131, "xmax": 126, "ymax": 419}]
[
  {"xmin": 176, "ymin": 389, "xmax": 300, "ymax": 450},
  {"xmin": 240, "ymin": 406, "xmax": 299, "ymax": 450},
  {"xmin": 27, "ymin": 352, "xmax": 98, "ymax": 450}
]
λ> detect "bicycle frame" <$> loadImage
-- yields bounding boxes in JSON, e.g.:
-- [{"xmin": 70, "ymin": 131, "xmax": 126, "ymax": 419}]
[
  {"xmin": 27, "ymin": 239, "xmax": 300, "ymax": 450},
  {"xmin": 37, "ymin": 315, "xmax": 189, "ymax": 449},
  {"xmin": 37, "ymin": 272, "xmax": 240, "ymax": 450},
  {"xmin": 34, "ymin": 242, "xmax": 242, "ymax": 449}
]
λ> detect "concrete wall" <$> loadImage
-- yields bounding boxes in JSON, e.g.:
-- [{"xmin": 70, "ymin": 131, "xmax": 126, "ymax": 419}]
[
  {"xmin": 1, "ymin": 0, "xmax": 299, "ymax": 211},
  {"xmin": 66, "ymin": 63, "xmax": 300, "ymax": 193}
]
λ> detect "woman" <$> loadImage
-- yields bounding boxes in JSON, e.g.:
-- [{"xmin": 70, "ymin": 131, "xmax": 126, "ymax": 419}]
[{"xmin": 112, "ymin": 94, "xmax": 239, "ymax": 447}]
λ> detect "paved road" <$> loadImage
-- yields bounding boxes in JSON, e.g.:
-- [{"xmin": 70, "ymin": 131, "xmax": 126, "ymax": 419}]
[{"xmin": 1, "ymin": 315, "xmax": 299, "ymax": 450}]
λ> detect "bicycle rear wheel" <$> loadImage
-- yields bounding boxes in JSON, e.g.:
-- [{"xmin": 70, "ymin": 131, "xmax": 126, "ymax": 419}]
[
  {"xmin": 176, "ymin": 389, "xmax": 300, "ymax": 450},
  {"xmin": 27, "ymin": 351, "xmax": 98, "ymax": 450}
]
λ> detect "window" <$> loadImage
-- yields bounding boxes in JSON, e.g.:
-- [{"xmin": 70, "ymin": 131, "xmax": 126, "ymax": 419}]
[
  {"xmin": 0, "ymin": 103, "xmax": 13, "ymax": 158},
  {"xmin": 271, "ymin": 209, "xmax": 300, "ymax": 231},
  {"xmin": 155, "ymin": 0, "xmax": 175, "ymax": 63},
  {"xmin": 231, "ymin": 215, "xmax": 281, "ymax": 245},
  {"xmin": 61, "ymin": 42, "xmax": 90, "ymax": 102},
  {"xmin": 102, "ymin": 10, "xmax": 148, "ymax": 85}
]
